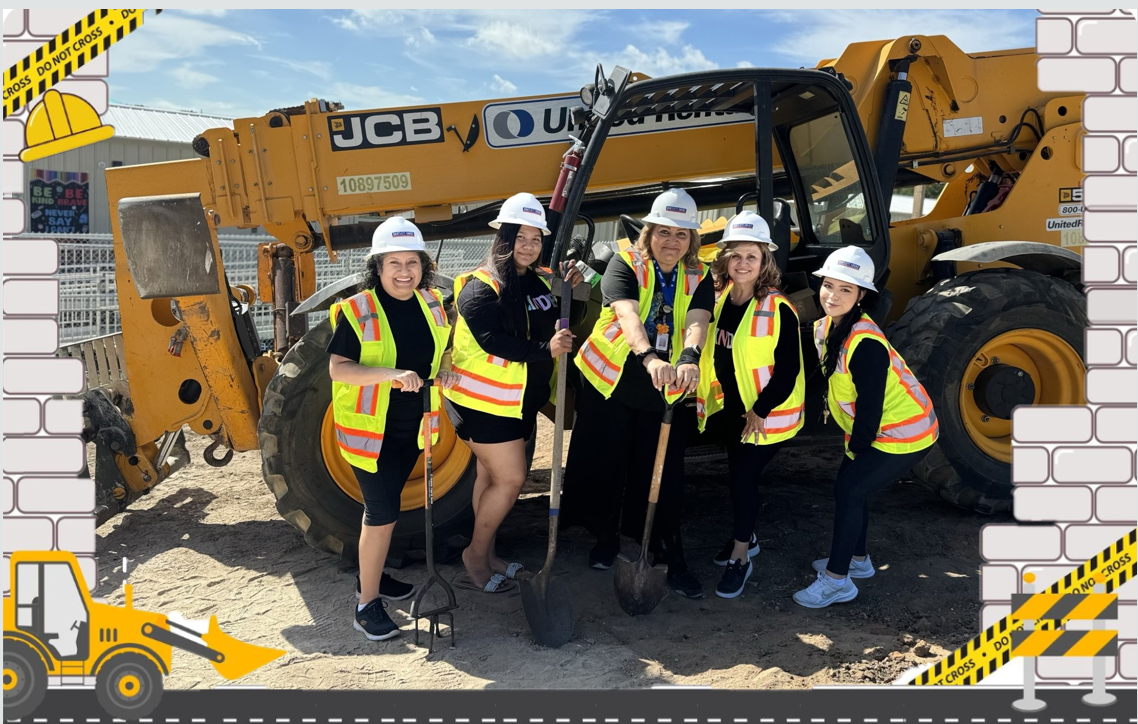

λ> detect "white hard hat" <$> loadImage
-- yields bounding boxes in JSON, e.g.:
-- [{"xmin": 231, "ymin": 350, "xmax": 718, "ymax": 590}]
[
  {"xmin": 369, "ymin": 216, "xmax": 427, "ymax": 257},
  {"xmin": 717, "ymin": 211, "xmax": 776, "ymax": 249},
  {"xmin": 490, "ymin": 192, "xmax": 550, "ymax": 235},
  {"xmin": 812, "ymin": 246, "xmax": 877, "ymax": 292},
  {"xmin": 641, "ymin": 188, "xmax": 701, "ymax": 230}
]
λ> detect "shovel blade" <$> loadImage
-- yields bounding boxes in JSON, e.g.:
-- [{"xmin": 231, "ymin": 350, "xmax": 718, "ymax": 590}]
[
  {"xmin": 202, "ymin": 616, "xmax": 286, "ymax": 680},
  {"xmin": 613, "ymin": 554, "xmax": 668, "ymax": 617},
  {"xmin": 519, "ymin": 571, "xmax": 575, "ymax": 648}
]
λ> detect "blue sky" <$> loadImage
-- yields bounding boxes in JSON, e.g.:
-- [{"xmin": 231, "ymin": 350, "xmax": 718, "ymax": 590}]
[{"xmin": 107, "ymin": 9, "xmax": 1039, "ymax": 118}]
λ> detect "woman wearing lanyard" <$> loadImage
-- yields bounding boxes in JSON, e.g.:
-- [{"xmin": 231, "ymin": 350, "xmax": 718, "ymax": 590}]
[
  {"xmin": 326, "ymin": 217, "xmax": 457, "ymax": 641},
  {"xmin": 445, "ymin": 192, "xmax": 586, "ymax": 594},
  {"xmin": 694, "ymin": 212, "xmax": 806, "ymax": 599},
  {"xmin": 562, "ymin": 188, "xmax": 714, "ymax": 599},
  {"xmin": 794, "ymin": 246, "xmax": 939, "ymax": 608}
]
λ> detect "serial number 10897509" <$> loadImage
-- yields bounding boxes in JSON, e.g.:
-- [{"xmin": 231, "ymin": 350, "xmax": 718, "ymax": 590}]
[{"xmin": 336, "ymin": 173, "xmax": 412, "ymax": 195}]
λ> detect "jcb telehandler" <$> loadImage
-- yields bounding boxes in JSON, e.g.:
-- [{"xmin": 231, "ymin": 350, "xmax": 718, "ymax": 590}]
[{"xmin": 91, "ymin": 35, "xmax": 1086, "ymax": 563}]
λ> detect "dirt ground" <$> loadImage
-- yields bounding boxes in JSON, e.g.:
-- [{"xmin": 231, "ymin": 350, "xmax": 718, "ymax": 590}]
[{"xmin": 93, "ymin": 421, "xmax": 1005, "ymax": 690}]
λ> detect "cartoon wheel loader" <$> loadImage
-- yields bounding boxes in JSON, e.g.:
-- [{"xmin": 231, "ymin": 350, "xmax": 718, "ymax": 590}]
[{"xmin": 3, "ymin": 551, "xmax": 284, "ymax": 720}]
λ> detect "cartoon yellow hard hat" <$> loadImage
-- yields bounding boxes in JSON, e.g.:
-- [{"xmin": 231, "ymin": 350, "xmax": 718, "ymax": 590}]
[{"xmin": 19, "ymin": 89, "xmax": 115, "ymax": 163}]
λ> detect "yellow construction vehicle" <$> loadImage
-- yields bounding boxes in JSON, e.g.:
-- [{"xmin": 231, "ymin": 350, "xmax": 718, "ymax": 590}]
[
  {"xmin": 89, "ymin": 34, "xmax": 1085, "ymax": 563},
  {"xmin": 3, "ymin": 551, "xmax": 284, "ymax": 719}
]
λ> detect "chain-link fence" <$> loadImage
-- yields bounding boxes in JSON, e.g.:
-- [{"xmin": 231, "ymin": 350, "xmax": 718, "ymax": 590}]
[{"xmin": 37, "ymin": 233, "xmax": 510, "ymax": 346}]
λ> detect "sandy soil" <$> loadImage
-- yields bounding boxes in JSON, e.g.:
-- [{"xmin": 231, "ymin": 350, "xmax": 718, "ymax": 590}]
[{"xmin": 93, "ymin": 420, "xmax": 1004, "ymax": 690}]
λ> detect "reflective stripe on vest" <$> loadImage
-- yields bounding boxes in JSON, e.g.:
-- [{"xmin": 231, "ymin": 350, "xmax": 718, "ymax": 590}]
[
  {"xmin": 695, "ymin": 286, "xmax": 806, "ymax": 444},
  {"xmin": 575, "ymin": 250, "xmax": 707, "ymax": 403},
  {"xmin": 446, "ymin": 267, "xmax": 551, "ymax": 418},
  {"xmin": 814, "ymin": 314, "xmax": 938, "ymax": 456},
  {"xmin": 329, "ymin": 287, "xmax": 450, "ymax": 472}
]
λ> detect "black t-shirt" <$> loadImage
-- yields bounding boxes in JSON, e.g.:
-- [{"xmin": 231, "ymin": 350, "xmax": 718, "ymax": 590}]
[
  {"xmin": 599, "ymin": 254, "xmax": 715, "ymax": 412},
  {"xmin": 846, "ymin": 338, "xmax": 889, "ymax": 454},
  {"xmin": 327, "ymin": 285, "xmax": 435, "ymax": 421},
  {"xmin": 713, "ymin": 298, "xmax": 800, "ymax": 419},
  {"xmin": 457, "ymin": 268, "xmax": 588, "ymax": 415}
]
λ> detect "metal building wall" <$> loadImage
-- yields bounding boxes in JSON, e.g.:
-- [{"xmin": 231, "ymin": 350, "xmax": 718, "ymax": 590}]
[{"xmin": 21, "ymin": 137, "xmax": 201, "ymax": 235}]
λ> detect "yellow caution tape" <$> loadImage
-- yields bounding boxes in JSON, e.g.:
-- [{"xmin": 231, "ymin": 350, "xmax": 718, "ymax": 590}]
[
  {"xmin": 3, "ymin": 9, "xmax": 159, "ymax": 119},
  {"xmin": 909, "ymin": 527, "xmax": 1136, "ymax": 686}
]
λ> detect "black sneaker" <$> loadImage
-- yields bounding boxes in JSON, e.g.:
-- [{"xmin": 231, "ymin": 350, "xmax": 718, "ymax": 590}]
[
  {"xmin": 715, "ymin": 559, "xmax": 753, "ymax": 599},
  {"xmin": 353, "ymin": 599, "xmax": 400, "ymax": 641},
  {"xmin": 712, "ymin": 534, "xmax": 760, "ymax": 566},
  {"xmin": 589, "ymin": 537, "xmax": 620, "ymax": 570},
  {"xmin": 667, "ymin": 568, "xmax": 705, "ymax": 599},
  {"xmin": 354, "ymin": 573, "xmax": 415, "ymax": 601}
]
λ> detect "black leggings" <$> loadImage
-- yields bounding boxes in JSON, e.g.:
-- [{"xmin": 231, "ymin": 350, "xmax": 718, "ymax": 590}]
[
  {"xmin": 726, "ymin": 441, "xmax": 784, "ymax": 543},
  {"xmin": 561, "ymin": 378, "xmax": 691, "ymax": 550},
  {"xmin": 352, "ymin": 420, "xmax": 421, "ymax": 527},
  {"xmin": 825, "ymin": 446, "xmax": 929, "ymax": 576}
]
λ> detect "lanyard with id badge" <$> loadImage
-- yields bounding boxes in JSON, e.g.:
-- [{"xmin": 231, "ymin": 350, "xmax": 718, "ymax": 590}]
[{"xmin": 651, "ymin": 262, "xmax": 678, "ymax": 356}]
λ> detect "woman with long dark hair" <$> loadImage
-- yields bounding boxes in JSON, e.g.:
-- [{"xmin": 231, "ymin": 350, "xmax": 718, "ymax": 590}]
[
  {"xmin": 562, "ymin": 188, "xmax": 714, "ymax": 600},
  {"xmin": 794, "ymin": 246, "xmax": 939, "ymax": 608},
  {"xmin": 444, "ymin": 192, "xmax": 586, "ymax": 594},
  {"xmin": 695, "ymin": 212, "xmax": 805, "ymax": 599},
  {"xmin": 326, "ymin": 217, "xmax": 458, "ymax": 641}
]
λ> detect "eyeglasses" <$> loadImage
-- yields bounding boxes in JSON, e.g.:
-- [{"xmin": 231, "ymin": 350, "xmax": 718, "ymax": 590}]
[{"xmin": 515, "ymin": 237, "xmax": 543, "ymax": 248}]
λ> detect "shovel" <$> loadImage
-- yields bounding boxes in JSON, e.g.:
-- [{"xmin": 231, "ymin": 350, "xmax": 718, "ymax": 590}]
[
  {"xmin": 518, "ymin": 268, "xmax": 575, "ymax": 648},
  {"xmin": 406, "ymin": 378, "xmax": 458, "ymax": 652},
  {"xmin": 613, "ymin": 389, "xmax": 683, "ymax": 617}
]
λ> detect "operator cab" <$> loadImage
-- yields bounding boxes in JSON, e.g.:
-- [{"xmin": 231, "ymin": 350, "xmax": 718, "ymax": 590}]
[{"xmin": 561, "ymin": 65, "xmax": 891, "ymax": 306}]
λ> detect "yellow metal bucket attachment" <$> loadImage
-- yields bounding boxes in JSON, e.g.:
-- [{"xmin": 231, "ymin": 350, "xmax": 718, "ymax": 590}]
[{"xmin": 201, "ymin": 616, "xmax": 285, "ymax": 680}]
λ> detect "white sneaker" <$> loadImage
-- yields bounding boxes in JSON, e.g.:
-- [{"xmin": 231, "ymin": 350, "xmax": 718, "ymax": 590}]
[
  {"xmin": 793, "ymin": 571, "xmax": 859, "ymax": 609},
  {"xmin": 812, "ymin": 554, "xmax": 875, "ymax": 579}
]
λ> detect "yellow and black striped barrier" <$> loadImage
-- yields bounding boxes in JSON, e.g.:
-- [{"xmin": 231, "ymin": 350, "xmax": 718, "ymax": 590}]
[
  {"xmin": 909, "ymin": 527, "xmax": 1136, "ymax": 686},
  {"xmin": 1011, "ymin": 592, "xmax": 1118, "ymax": 624},
  {"xmin": 3, "ymin": 9, "xmax": 160, "ymax": 118},
  {"xmin": 1010, "ymin": 629, "xmax": 1118, "ymax": 658}
]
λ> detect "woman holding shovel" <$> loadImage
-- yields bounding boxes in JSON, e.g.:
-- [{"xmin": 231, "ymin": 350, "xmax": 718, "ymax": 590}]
[
  {"xmin": 444, "ymin": 192, "xmax": 587, "ymax": 594},
  {"xmin": 326, "ymin": 217, "xmax": 458, "ymax": 641},
  {"xmin": 794, "ymin": 246, "xmax": 938, "ymax": 609},
  {"xmin": 695, "ymin": 212, "xmax": 806, "ymax": 599},
  {"xmin": 562, "ymin": 188, "xmax": 714, "ymax": 600}
]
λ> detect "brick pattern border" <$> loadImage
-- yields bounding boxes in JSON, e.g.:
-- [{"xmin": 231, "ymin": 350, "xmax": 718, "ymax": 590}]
[
  {"xmin": 980, "ymin": 9, "xmax": 1137, "ymax": 685},
  {"xmin": 2, "ymin": 9, "xmax": 106, "ymax": 593},
  {"xmin": 2, "ymin": 8, "xmax": 1137, "ymax": 687}
]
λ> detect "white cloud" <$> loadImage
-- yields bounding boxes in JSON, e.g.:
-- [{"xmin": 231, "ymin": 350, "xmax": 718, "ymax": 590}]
[
  {"xmin": 464, "ymin": 11, "xmax": 594, "ymax": 60},
  {"xmin": 170, "ymin": 64, "xmax": 220, "ymax": 89},
  {"xmin": 175, "ymin": 9, "xmax": 229, "ymax": 17},
  {"xmin": 255, "ymin": 54, "xmax": 333, "ymax": 81},
  {"xmin": 633, "ymin": 20, "xmax": 689, "ymax": 45},
  {"xmin": 110, "ymin": 15, "xmax": 260, "ymax": 72},
  {"xmin": 490, "ymin": 74, "xmax": 517, "ymax": 94},
  {"xmin": 316, "ymin": 82, "xmax": 425, "ymax": 110},
  {"xmin": 736, "ymin": 60, "xmax": 754, "ymax": 68},
  {"xmin": 420, "ymin": 27, "xmax": 436, "ymax": 44},
  {"xmin": 766, "ymin": 10, "xmax": 1034, "ymax": 62},
  {"xmin": 592, "ymin": 44, "xmax": 718, "ymax": 78}
]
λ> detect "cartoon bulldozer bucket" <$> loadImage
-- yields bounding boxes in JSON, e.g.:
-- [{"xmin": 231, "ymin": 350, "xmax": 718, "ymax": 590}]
[{"xmin": 4, "ymin": 551, "xmax": 285, "ymax": 719}]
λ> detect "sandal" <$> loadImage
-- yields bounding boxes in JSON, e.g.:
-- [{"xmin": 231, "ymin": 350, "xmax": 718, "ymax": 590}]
[
  {"xmin": 453, "ymin": 571, "xmax": 517, "ymax": 594},
  {"xmin": 503, "ymin": 562, "xmax": 525, "ymax": 580}
]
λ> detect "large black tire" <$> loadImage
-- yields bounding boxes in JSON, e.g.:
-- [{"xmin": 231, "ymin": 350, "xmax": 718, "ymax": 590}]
[
  {"xmin": 4, "ymin": 641, "xmax": 47, "ymax": 720},
  {"xmin": 258, "ymin": 319, "xmax": 479, "ymax": 564},
  {"xmin": 888, "ymin": 269, "xmax": 1086, "ymax": 513},
  {"xmin": 94, "ymin": 652, "xmax": 163, "ymax": 720}
]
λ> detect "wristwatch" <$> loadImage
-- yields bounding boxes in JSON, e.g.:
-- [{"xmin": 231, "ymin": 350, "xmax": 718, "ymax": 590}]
[{"xmin": 633, "ymin": 348, "xmax": 657, "ymax": 366}]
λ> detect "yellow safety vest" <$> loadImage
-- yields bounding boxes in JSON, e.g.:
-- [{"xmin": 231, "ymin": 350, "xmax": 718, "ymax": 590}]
[
  {"xmin": 813, "ymin": 313, "xmax": 939, "ymax": 458},
  {"xmin": 328, "ymin": 287, "xmax": 450, "ymax": 472},
  {"xmin": 696, "ymin": 286, "xmax": 806, "ymax": 444},
  {"xmin": 576, "ymin": 250, "xmax": 707, "ymax": 405},
  {"xmin": 445, "ymin": 267, "xmax": 554, "ymax": 419}
]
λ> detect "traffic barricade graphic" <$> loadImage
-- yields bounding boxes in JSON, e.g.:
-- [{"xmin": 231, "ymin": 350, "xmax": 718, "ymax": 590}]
[{"xmin": 1009, "ymin": 575, "xmax": 1119, "ymax": 712}]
